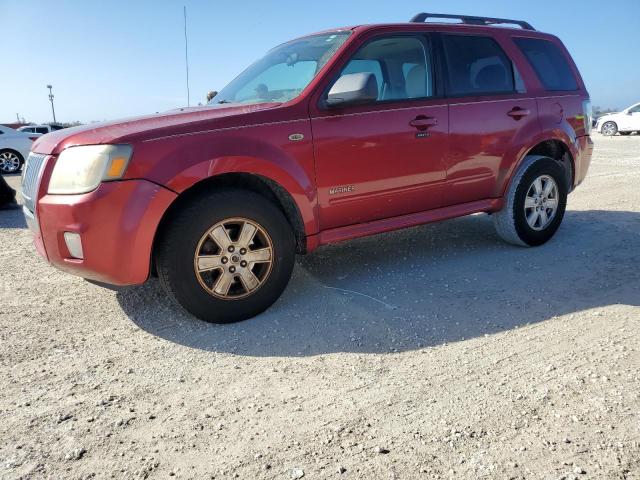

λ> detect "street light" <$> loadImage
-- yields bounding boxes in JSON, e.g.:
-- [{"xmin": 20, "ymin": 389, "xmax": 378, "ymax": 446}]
[{"xmin": 46, "ymin": 84, "xmax": 57, "ymax": 123}]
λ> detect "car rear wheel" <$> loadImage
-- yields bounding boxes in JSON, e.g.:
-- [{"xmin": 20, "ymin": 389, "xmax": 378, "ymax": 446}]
[
  {"xmin": 601, "ymin": 121, "xmax": 618, "ymax": 136},
  {"xmin": 493, "ymin": 156, "xmax": 568, "ymax": 247},
  {"xmin": 0, "ymin": 150, "xmax": 23, "ymax": 174},
  {"xmin": 156, "ymin": 189, "xmax": 295, "ymax": 323}
]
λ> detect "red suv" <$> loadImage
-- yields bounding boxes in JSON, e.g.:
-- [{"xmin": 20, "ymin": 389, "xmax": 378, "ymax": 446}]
[{"xmin": 22, "ymin": 13, "xmax": 593, "ymax": 323}]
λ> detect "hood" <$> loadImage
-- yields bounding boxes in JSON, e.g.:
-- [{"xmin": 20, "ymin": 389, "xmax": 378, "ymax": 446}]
[
  {"xmin": 597, "ymin": 112, "xmax": 620, "ymax": 121},
  {"xmin": 32, "ymin": 102, "xmax": 282, "ymax": 155}
]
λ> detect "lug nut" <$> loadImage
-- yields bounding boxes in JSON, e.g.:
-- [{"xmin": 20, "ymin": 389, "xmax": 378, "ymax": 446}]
[
  {"xmin": 240, "ymin": 248, "xmax": 247, "ymax": 255},
  {"xmin": 229, "ymin": 266, "xmax": 236, "ymax": 273},
  {"xmin": 240, "ymin": 260, "xmax": 248, "ymax": 268},
  {"xmin": 228, "ymin": 245, "xmax": 235, "ymax": 253},
  {"xmin": 221, "ymin": 257, "xmax": 228, "ymax": 264}
]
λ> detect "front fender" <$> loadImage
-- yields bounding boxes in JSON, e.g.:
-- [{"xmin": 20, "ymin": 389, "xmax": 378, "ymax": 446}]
[{"xmin": 125, "ymin": 119, "xmax": 318, "ymax": 235}]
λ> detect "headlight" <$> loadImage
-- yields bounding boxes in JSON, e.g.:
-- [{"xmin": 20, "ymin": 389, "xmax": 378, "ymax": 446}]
[{"xmin": 48, "ymin": 144, "xmax": 133, "ymax": 194}]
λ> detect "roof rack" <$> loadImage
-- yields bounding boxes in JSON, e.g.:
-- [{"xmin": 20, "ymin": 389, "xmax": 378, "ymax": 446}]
[{"xmin": 410, "ymin": 12, "xmax": 535, "ymax": 31}]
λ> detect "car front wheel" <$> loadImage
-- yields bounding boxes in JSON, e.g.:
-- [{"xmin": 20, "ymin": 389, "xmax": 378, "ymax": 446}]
[
  {"xmin": 601, "ymin": 121, "xmax": 618, "ymax": 136},
  {"xmin": 156, "ymin": 189, "xmax": 295, "ymax": 323},
  {"xmin": 0, "ymin": 150, "xmax": 23, "ymax": 174},
  {"xmin": 493, "ymin": 156, "xmax": 568, "ymax": 247}
]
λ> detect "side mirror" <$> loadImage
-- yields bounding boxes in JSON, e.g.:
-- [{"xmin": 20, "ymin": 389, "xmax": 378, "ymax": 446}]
[{"xmin": 326, "ymin": 72, "xmax": 378, "ymax": 107}]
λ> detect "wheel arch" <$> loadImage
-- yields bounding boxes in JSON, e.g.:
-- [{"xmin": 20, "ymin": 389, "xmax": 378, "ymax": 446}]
[
  {"xmin": 0, "ymin": 148, "xmax": 25, "ymax": 163},
  {"xmin": 152, "ymin": 172, "xmax": 308, "ymax": 279},
  {"xmin": 504, "ymin": 137, "xmax": 575, "ymax": 198},
  {"xmin": 525, "ymin": 139, "xmax": 575, "ymax": 191}
]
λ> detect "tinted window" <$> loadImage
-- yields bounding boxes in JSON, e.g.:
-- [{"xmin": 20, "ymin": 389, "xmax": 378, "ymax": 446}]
[
  {"xmin": 514, "ymin": 38, "xmax": 578, "ymax": 91},
  {"xmin": 339, "ymin": 36, "xmax": 433, "ymax": 102},
  {"xmin": 442, "ymin": 35, "xmax": 515, "ymax": 96},
  {"xmin": 36, "ymin": 127, "xmax": 49, "ymax": 134}
]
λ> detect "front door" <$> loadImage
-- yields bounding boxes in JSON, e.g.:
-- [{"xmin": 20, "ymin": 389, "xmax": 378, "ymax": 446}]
[
  {"xmin": 620, "ymin": 103, "xmax": 640, "ymax": 131},
  {"xmin": 310, "ymin": 34, "xmax": 449, "ymax": 230}
]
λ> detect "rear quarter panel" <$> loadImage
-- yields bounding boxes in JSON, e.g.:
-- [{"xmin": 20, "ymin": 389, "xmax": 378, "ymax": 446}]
[{"xmin": 499, "ymin": 31, "xmax": 590, "ymax": 192}]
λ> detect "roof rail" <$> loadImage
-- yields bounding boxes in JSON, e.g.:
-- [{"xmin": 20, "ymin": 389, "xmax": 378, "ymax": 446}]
[{"xmin": 410, "ymin": 12, "xmax": 535, "ymax": 31}]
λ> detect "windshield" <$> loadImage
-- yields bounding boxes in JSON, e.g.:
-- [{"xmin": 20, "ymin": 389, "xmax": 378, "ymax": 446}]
[{"xmin": 209, "ymin": 31, "xmax": 350, "ymax": 106}]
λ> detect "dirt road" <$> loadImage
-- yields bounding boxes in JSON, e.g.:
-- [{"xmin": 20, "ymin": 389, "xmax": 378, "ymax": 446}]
[{"xmin": 1, "ymin": 134, "xmax": 639, "ymax": 479}]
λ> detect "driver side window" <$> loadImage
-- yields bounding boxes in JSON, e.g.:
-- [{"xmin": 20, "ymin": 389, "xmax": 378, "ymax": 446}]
[
  {"xmin": 630, "ymin": 104, "xmax": 640, "ymax": 114},
  {"xmin": 338, "ymin": 36, "xmax": 433, "ymax": 103}
]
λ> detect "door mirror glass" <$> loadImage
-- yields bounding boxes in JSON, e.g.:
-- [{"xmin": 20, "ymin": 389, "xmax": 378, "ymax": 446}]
[{"xmin": 326, "ymin": 72, "xmax": 379, "ymax": 107}]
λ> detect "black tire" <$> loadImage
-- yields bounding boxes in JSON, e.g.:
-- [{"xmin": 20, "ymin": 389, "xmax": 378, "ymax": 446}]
[
  {"xmin": 601, "ymin": 121, "xmax": 618, "ymax": 136},
  {"xmin": 493, "ymin": 156, "xmax": 568, "ymax": 247},
  {"xmin": 156, "ymin": 189, "xmax": 295, "ymax": 323},
  {"xmin": 0, "ymin": 150, "xmax": 24, "ymax": 174}
]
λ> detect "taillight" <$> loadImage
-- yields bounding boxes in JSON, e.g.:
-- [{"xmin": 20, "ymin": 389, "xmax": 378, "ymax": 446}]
[{"xmin": 582, "ymin": 100, "xmax": 592, "ymax": 135}]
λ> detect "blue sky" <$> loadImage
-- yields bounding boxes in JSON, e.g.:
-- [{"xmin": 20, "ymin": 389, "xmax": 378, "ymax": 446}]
[{"xmin": 2, "ymin": 0, "xmax": 638, "ymax": 123}]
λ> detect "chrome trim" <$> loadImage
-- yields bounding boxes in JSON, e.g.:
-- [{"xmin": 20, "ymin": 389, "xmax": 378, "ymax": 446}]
[
  {"xmin": 23, "ymin": 205, "xmax": 39, "ymax": 234},
  {"xmin": 21, "ymin": 153, "xmax": 48, "ymax": 233}
]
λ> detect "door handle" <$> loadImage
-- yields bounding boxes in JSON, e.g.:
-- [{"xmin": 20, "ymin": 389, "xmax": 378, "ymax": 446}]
[
  {"xmin": 409, "ymin": 116, "xmax": 437, "ymax": 131},
  {"xmin": 507, "ymin": 107, "xmax": 531, "ymax": 119}
]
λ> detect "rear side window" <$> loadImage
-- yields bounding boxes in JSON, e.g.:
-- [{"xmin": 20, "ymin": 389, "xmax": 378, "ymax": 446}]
[
  {"xmin": 36, "ymin": 127, "xmax": 49, "ymax": 134},
  {"xmin": 442, "ymin": 34, "xmax": 515, "ymax": 96},
  {"xmin": 514, "ymin": 38, "xmax": 578, "ymax": 91}
]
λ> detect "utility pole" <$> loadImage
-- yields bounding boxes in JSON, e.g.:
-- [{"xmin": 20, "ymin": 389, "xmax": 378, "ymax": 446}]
[
  {"xmin": 46, "ymin": 84, "xmax": 57, "ymax": 123},
  {"xmin": 183, "ymin": 6, "xmax": 190, "ymax": 107}
]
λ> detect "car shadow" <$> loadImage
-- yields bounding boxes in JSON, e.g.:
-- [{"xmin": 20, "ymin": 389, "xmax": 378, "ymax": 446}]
[
  {"xmin": 117, "ymin": 209, "xmax": 640, "ymax": 357},
  {"xmin": 0, "ymin": 207, "xmax": 26, "ymax": 229}
]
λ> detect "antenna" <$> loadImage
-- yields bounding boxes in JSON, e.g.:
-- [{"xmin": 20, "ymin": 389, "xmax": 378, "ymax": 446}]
[{"xmin": 183, "ymin": 5, "xmax": 191, "ymax": 107}]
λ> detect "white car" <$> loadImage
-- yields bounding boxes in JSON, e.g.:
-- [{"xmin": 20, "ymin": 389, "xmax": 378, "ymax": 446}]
[
  {"xmin": 0, "ymin": 125, "xmax": 39, "ymax": 174},
  {"xmin": 596, "ymin": 102, "xmax": 640, "ymax": 136},
  {"xmin": 17, "ymin": 124, "xmax": 64, "ymax": 135}
]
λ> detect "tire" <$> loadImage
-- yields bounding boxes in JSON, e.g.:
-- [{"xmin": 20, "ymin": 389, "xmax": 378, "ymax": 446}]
[
  {"xmin": 493, "ymin": 156, "xmax": 568, "ymax": 247},
  {"xmin": 156, "ymin": 189, "xmax": 295, "ymax": 323},
  {"xmin": 601, "ymin": 121, "xmax": 618, "ymax": 136},
  {"xmin": 0, "ymin": 150, "xmax": 24, "ymax": 174}
]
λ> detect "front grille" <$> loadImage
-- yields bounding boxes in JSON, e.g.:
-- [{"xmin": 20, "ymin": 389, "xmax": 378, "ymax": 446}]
[{"xmin": 21, "ymin": 153, "xmax": 47, "ymax": 213}]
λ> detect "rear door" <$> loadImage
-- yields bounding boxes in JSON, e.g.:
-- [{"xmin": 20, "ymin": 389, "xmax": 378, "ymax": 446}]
[
  {"xmin": 311, "ymin": 33, "xmax": 449, "ymax": 230},
  {"xmin": 439, "ymin": 33, "xmax": 539, "ymax": 205}
]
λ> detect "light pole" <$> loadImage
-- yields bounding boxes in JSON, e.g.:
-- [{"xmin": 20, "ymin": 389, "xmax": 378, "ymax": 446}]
[{"xmin": 46, "ymin": 84, "xmax": 57, "ymax": 123}]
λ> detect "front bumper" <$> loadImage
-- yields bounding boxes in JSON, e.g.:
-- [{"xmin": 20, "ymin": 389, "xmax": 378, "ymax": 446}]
[{"xmin": 29, "ymin": 179, "xmax": 176, "ymax": 286}]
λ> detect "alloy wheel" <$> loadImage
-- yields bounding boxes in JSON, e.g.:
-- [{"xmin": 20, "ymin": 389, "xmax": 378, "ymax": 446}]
[
  {"xmin": 194, "ymin": 217, "xmax": 274, "ymax": 299},
  {"xmin": 524, "ymin": 175, "xmax": 559, "ymax": 231},
  {"xmin": 601, "ymin": 122, "xmax": 617, "ymax": 136},
  {"xmin": 0, "ymin": 152, "xmax": 21, "ymax": 173}
]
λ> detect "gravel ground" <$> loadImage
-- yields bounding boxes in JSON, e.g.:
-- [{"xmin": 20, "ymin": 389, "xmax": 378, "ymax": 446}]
[{"xmin": 1, "ymin": 134, "xmax": 639, "ymax": 480}]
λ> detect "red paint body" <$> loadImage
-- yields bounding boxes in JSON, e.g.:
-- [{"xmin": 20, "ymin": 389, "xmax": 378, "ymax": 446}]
[{"xmin": 26, "ymin": 23, "xmax": 593, "ymax": 286}]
